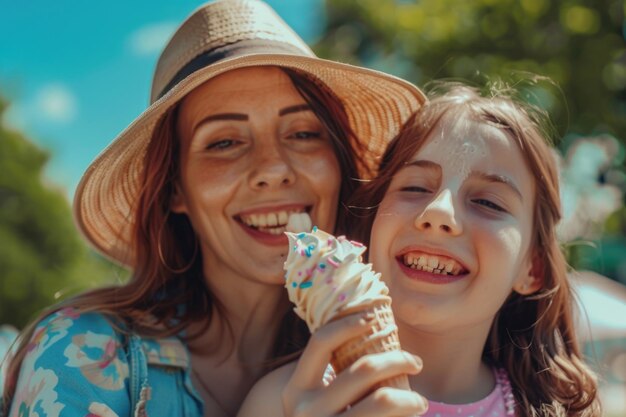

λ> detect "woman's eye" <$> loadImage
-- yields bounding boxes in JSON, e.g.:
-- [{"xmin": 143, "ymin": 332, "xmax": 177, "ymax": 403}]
[
  {"xmin": 289, "ymin": 131, "xmax": 322, "ymax": 140},
  {"xmin": 206, "ymin": 139, "xmax": 237, "ymax": 150},
  {"xmin": 473, "ymin": 198, "xmax": 506, "ymax": 213}
]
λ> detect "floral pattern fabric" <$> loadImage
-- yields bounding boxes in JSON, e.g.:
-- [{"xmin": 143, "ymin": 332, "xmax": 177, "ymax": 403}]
[{"xmin": 6, "ymin": 308, "xmax": 201, "ymax": 417}]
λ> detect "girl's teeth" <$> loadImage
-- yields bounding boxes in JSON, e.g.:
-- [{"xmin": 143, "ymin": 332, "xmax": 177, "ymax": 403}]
[
  {"xmin": 278, "ymin": 211, "xmax": 289, "ymax": 224},
  {"xmin": 403, "ymin": 253, "xmax": 464, "ymax": 276},
  {"xmin": 267, "ymin": 213, "xmax": 278, "ymax": 226}
]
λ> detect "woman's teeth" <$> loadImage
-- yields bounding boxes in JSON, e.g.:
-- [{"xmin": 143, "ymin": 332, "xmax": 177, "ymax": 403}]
[
  {"xmin": 402, "ymin": 252, "xmax": 464, "ymax": 276},
  {"xmin": 240, "ymin": 209, "xmax": 306, "ymax": 234}
]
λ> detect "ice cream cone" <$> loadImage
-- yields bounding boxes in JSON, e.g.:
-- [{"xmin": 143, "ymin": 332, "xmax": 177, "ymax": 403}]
[
  {"xmin": 284, "ymin": 228, "xmax": 410, "ymax": 390},
  {"xmin": 331, "ymin": 298, "xmax": 410, "ymax": 390}
]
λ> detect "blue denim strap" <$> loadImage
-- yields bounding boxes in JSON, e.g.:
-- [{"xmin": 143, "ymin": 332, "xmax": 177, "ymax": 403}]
[{"xmin": 128, "ymin": 334, "xmax": 151, "ymax": 417}]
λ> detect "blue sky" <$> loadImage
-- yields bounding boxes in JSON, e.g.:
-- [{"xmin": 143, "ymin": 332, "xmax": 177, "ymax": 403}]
[{"xmin": 0, "ymin": 0, "xmax": 324, "ymax": 198}]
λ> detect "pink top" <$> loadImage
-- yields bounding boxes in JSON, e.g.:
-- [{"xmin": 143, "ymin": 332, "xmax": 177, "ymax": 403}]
[{"xmin": 423, "ymin": 368, "xmax": 517, "ymax": 417}]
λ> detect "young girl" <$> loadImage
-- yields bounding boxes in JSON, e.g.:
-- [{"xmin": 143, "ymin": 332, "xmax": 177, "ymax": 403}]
[{"xmin": 238, "ymin": 83, "xmax": 601, "ymax": 416}]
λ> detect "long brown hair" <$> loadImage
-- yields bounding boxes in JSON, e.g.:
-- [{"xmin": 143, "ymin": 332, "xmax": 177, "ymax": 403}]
[
  {"xmin": 348, "ymin": 83, "xmax": 601, "ymax": 416},
  {"xmin": 2, "ymin": 67, "xmax": 361, "ymax": 410}
]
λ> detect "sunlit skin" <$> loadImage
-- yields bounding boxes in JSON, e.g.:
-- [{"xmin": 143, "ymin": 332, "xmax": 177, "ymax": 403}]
[
  {"xmin": 173, "ymin": 66, "xmax": 341, "ymax": 288},
  {"xmin": 171, "ymin": 66, "xmax": 341, "ymax": 414},
  {"xmin": 370, "ymin": 111, "xmax": 539, "ymax": 402}
]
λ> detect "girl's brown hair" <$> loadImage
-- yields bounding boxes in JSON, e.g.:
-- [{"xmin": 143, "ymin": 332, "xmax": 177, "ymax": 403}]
[
  {"xmin": 348, "ymin": 83, "xmax": 601, "ymax": 416},
  {"xmin": 2, "ymin": 67, "xmax": 361, "ymax": 410}
]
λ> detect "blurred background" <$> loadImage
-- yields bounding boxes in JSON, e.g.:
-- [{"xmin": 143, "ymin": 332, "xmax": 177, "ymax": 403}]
[{"xmin": 1, "ymin": 0, "xmax": 625, "ymax": 413}]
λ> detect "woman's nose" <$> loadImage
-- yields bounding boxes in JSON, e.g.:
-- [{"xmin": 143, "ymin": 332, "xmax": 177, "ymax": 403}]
[
  {"xmin": 414, "ymin": 189, "xmax": 462, "ymax": 236},
  {"xmin": 248, "ymin": 144, "xmax": 296, "ymax": 189}
]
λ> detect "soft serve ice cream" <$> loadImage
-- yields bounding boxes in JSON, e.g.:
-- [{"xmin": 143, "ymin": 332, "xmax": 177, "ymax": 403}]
[{"xmin": 284, "ymin": 228, "xmax": 389, "ymax": 332}]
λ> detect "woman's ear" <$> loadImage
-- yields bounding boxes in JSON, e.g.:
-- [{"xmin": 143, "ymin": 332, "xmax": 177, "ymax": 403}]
[
  {"xmin": 514, "ymin": 252, "xmax": 544, "ymax": 295},
  {"xmin": 170, "ymin": 182, "xmax": 188, "ymax": 214}
]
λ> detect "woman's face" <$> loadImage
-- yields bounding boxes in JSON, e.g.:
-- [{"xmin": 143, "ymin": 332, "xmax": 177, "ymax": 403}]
[
  {"xmin": 173, "ymin": 67, "xmax": 341, "ymax": 285},
  {"xmin": 370, "ymin": 112, "xmax": 537, "ymax": 334}
]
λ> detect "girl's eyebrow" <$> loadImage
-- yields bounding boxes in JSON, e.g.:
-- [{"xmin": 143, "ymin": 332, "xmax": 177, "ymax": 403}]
[
  {"xmin": 403, "ymin": 159, "xmax": 440, "ymax": 171},
  {"xmin": 471, "ymin": 171, "xmax": 523, "ymax": 201},
  {"xmin": 403, "ymin": 160, "xmax": 523, "ymax": 202}
]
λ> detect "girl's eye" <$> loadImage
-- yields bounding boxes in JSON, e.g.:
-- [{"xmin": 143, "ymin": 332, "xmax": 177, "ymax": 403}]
[
  {"xmin": 473, "ymin": 198, "xmax": 506, "ymax": 213},
  {"xmin": 289, "ymin": 131, "xmax": 322, "ymax": 140},
  {"xmin": 401, "ymin": 186, "xmax": 429, "ymax": 193},
  {"xmin": 206, "ymin": 139, "xmax": 237, "ymax": 150}
]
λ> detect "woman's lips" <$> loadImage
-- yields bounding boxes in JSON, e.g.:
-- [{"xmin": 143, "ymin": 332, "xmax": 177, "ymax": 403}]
[
  {"xmin": 235, "ymin": 205, "xmax": 311, "ymax": 246},
  {"xmin": 239, "ymin": 222, "xmax": 289, "ymax": 246}
]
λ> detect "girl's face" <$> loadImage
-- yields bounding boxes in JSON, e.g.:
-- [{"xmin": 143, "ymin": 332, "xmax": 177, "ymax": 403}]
[
  {"xmin": 371, "ymin": 112, "xmax": 537, "ymax": 333},
  {"xmin": 173, "ymin": 66, "xmax": 341, "ymax": 285}
]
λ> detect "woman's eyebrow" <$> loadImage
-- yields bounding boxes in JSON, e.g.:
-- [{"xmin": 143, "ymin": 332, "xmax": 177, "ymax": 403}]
[
  {"xmin": 279, "ymin": 104, "xmax": 312, "ymax": 116},
  {"xmin": 472, "ymin": 171, "xmax": 523, "ymax": 201},
  {"xmin": 193, "ymin": 113, "xmax": 248, "ymax": 134}
]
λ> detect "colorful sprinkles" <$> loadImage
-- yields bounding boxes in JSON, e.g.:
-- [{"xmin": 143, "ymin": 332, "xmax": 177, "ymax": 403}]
[{"xmin": 288, "ymin": 230, "xmax": 365, "ymax": 295}]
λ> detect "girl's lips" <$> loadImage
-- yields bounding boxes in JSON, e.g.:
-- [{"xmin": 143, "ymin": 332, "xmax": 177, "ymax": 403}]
[
  {"xmin": 396, "ymin": 246, "xmax": 469, "ymax": 272},
  {"xmin": 395, "ymin": 256, "xmax": 469, "ymax": 284}
]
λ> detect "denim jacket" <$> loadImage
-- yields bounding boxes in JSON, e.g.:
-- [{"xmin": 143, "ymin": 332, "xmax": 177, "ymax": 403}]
[{"xmin": 5, "ymin": 308, "xmax": 204, "ymax": 417}]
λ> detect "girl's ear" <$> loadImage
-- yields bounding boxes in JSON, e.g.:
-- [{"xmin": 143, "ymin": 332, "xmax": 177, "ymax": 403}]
[
  {"xmin": 170, "ymin": 182, "xmax": 188, "ymax": 214},
  {"xmin": 514, "ymin": 252, "xmax": 544, "ymax": 295}
]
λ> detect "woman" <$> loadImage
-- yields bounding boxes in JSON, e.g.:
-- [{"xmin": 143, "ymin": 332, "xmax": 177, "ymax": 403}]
[{"xmin": 1, "ymin": 1, "xmax": 425, "ymax": 416}]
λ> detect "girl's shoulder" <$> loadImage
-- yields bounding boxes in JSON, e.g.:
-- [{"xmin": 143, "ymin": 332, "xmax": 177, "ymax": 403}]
[{"xmin": 238, "ymin": 360, "xmax": 298, "ymax": 417}]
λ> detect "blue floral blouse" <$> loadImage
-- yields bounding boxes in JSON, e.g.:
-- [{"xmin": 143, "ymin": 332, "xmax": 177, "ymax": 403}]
[{"xmin": 4, "ymin": 308, "xmax": 204, "ymax": 417}]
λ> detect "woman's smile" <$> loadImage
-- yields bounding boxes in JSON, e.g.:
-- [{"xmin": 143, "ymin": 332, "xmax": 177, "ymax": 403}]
[
  {"xmin": 235, "ymin": 204, "xmax": 311, "ymax": 244},
  {"xmin": 172, "ymin": 66, "xmax": 341, "ymax": 283}
]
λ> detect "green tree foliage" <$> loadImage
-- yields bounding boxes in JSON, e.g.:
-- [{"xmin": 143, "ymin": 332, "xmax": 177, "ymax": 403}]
[
  {"xmin": 317, "ymin": 0, "xmax": 625, "ymax": 139},
  {"xmin": 0, "ymin": 97, "xmax": 121, "ymax": 328},
  {"xmin": 317, "ymin": 0, "xmax": 626, "ymax": 284}
]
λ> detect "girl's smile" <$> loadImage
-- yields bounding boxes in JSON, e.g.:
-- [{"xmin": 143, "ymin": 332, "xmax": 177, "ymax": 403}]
[
  {"xmin": 395, "ymin": 246, "xmax": 470, "ymax": 284},
  {"xmin": 371, "ymin": 111, "xmax": 536, "ymax": 331}
]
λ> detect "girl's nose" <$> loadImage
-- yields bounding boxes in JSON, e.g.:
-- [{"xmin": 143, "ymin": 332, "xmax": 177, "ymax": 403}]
[
  {"xmin": 248, "ymin": 144, "xmax": 296, "ymax": 189},
  {"xmin": 414, "ymin": 189, "xmax": 463, "ymax": 236}
]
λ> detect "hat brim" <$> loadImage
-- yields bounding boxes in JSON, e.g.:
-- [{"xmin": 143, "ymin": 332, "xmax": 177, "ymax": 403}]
[{"xmin": 73, "ymin": 53, "xmax": 426, "ymax": 267}]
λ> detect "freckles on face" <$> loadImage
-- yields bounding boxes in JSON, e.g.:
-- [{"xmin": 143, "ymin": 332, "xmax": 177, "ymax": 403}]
[{"xmin": 170, "ymin": 67, "xmax": 342, "ymax": 284}]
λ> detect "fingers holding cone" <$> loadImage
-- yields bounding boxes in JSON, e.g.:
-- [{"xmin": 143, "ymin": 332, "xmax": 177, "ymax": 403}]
[{"xmin": 283, "ymin": 312, "xmax": 427, "ymax": 417}]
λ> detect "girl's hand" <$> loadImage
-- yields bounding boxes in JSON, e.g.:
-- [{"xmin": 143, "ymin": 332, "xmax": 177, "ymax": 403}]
[{"xmin": 282, "ymin": 313, "xmax": 428, "ymax": 417}]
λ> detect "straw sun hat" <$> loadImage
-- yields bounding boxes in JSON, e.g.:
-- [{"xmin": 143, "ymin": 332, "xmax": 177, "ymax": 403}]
[{"xmin": 74, "ymin": 0, "xmax": 426, "ymax": 267}]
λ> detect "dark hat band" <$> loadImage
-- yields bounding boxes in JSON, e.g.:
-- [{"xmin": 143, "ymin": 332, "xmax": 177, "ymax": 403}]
[{"xmin": 156, "ymin": 38, "xmax": 310, "ymax": 101}]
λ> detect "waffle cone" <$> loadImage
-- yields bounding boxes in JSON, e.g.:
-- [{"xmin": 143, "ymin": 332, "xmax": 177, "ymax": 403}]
[{"xmin": 330, "ymin": 297, "xmax": 410, "ymax": 390}]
